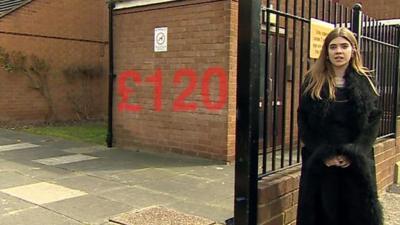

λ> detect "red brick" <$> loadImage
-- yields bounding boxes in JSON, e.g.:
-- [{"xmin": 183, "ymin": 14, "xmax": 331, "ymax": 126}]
[
  {"xmin": 0, "ymin": 0, "xmax": 108, "ymax": 123},
  {"xmin": 259, "ymin": 213, "xmax": 284, "ymax": 225},
  {"xmin": 259, "ymin": 193, "xmax": 293, "ymax": 221},
  {"xmin": 113, "ymin": 0, "xmax": 233, "ymax": 161},
  {"xmin": 337, "ymin": 0, "xmax": 400, "ymax": 20},
  {"xmin": 284, "ymin": 206, "xmax": 297, "ymax": 224}
]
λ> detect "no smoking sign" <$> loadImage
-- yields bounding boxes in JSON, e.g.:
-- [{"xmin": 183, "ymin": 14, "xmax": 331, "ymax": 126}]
[{"xmin": 154, "ymin": 27, "xmax": 168, "ymax": 52}]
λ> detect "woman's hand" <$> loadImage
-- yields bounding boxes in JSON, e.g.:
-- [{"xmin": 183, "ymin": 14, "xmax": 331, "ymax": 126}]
[
  {"xmin": 324, "ymin": 155, "xmax": 351, "ymax": 168},
  {"xmin": 336, "ymin": 155, "xmax": 351, "ymax": 168},
  {"xmin": 324, "ymin": 156, "xmax": 339, "ymax": 167}
]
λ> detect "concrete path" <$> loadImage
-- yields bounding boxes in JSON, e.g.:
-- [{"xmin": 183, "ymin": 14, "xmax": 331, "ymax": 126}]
[
  {"xmin": 1, "ymin": 128, "xmax": 400, "ymax": 225},
  {"xmin": 0, "ymin": 128, "xmax": 233, "ymax": 225},
  {"xmin": 382, "ymin": 185, "xmax": 400, "ymax": 225}
]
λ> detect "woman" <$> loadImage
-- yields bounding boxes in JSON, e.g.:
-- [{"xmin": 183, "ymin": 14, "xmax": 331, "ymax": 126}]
[{"xmin": 296, "ymin": 27, "xmax": 383, "ymax": 225}]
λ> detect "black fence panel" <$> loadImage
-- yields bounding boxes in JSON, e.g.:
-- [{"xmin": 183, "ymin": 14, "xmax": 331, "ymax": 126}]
[
  {"xmin": 258, "ymin": 1, "xmax": 399, "ymax": 178},
  {"xmin": 357, "ymin": 10, "xmax": 400, "ymax": 139},
  {"xmin": 234, "ymin": 0, "xmax": 400, "ymax": 224},
  {"xmin": 259, "ymin": 0, "xmax": 353, "ymax": 178}
]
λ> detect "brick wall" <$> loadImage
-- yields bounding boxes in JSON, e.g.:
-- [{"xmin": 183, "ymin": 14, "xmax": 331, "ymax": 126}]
[
  {"xmin": 113, "ymin": 0, "xmax": 234, "ymax": 161},
  {"xmin": 258, "ymin": 166, "xmax": 300, "ymax": 225},
  {"xmin": 0, "ymin": 0, "xmax": 108, "ymax": 123},
  {"xmin": 263, "ymin": 0, "xmax": 399, "ymax": 22},
  {"xmin": 257, "ymin": 118, "xmax": 400, "ymax": 225},
  {"xmin": 338, "ymin": 0, "xmax": 400, "ymax": 20}
]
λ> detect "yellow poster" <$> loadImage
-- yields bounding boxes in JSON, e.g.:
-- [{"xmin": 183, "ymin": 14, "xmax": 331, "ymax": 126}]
[{"xmin": 309, "ymin": 18, "xmax": 335, "ymax": 59}]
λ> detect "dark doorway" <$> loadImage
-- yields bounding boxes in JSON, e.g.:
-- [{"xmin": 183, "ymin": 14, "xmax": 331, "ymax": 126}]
[{"xmin": 259, "ymin": 32, "xmax": 286, "ymax": 149}]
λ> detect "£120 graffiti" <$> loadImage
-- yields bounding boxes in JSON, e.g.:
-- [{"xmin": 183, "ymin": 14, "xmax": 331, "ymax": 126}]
[{"xmin": 117, "ymin": 67, "xmax": 228, "ymax": 112}]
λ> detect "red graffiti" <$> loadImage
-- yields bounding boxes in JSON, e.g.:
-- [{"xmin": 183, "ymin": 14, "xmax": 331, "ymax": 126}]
[
  {"xmin": 117, "ymin": 67, "xmax": 228, "ymax": 112},
  {"xmin": 118, "ymin": 70, "xmax": 142, "ymax": 112},
  {"xmin": 173, "ymin": 68, "xmax": 198, "ymax": 111}
]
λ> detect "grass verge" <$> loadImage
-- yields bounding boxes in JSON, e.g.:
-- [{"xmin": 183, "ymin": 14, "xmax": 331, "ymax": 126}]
[{"xmin": 21, "ymin": 122, "xmax": 107, "ymax": 145}]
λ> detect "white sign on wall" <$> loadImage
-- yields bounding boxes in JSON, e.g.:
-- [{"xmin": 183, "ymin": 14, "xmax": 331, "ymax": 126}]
[{"xmin": 154, "ymin": 27, "xmax": 168, "ymax": 52}]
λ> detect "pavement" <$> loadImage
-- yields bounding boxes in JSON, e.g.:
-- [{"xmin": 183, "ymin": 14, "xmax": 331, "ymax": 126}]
[
  {"xmin": 0, "ymin": 128, "xmax": 234, "ymax": 225},
  {"xmin": 382, "ymin": 184, "xmax": 400, "ymax": 225},
  {"xmin": 1, "ymin": 128, "xmax": 400, "ymax": 225}
]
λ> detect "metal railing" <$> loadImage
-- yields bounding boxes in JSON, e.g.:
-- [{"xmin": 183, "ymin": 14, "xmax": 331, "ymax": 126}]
[
  {"xmin": 258, "ymin": 0, "xmax": 399, "ymax": 178},
  {"xmin": 234, "ymin": 1, "xmax": 400, "ymax": 224},
  {"xmin": 354, "ymin": 7, "xmax": 400, "ymax": 139}
]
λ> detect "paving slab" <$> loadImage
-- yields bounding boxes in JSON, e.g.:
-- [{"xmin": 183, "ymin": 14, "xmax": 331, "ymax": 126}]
[
  {"xmin": 0, "ymin": 147, "xmax": 72, "ymax": 162},
  {"xmin": 140, "ymin": 174, "xmax": 209, "ymax": 194},
  {"xmin": 53, "ymin": 158, "xmax": 147, "ymax": 176},
  {"xmin": 109, "ymin": 206, "xmax": 218, "ymax": 225},
  {"xmin": 34, "ymin": 154, "xmax": 99, "ymax": 166},
  {"xmin": 44, "ymin": 194, "xmax": 133, "ymax": 225},
  {"xmin": 0, "ymin": 192, "xmax": 35, "ymax": 216},
  {"xmin": 108, "ymin": 168, "xmax": 181, "ymax": 186},
  {"xmin": 0, "ymin": 171, "xmax": 39, "ymax": 189},
  {"xmin": 88, "ymin": 149, "xmax": 216, "ymax": 169},
  {"xmin": 0, "ymin": 159, "xmax": 39, "ymax": 173},
  {"xmin": 98, "ymin": 186, "xmax": 182, "ymax": 208},
  {"xmin": 207, "ymin": 196, "xmax": 234, "ymax": 211},
  {"xmin": 0, "ymin": 182, "xmax": 87, "ymax": 205},
  {"xmin": 159, "ymin": 165, "xmax": 233, "ymax": 181},
  {"xmin": 54, "ymin": 174, "xmax": 126, "ymax": 194},
  {"xmin": 62, "ymin": 146, "xmax": 109, "ymax": 154},
  {"xmin": 0, "ymin": 206, "xmax": 83, "ymax": 225},
  {"xmin": 21, "ymin": 165, "xmax": 79, "ymax": 181},
  {"xmin": 381, "ymin": 185, "xmax": 400, "ymax": 225},
  {"xmin": 0, "ymin": 143, "xmax": 39, "ymax": 152},
  {"xmin": 167, "ymin": 200, "xmax": 233, "ymax": 224},
  {"xmin": 139, "ymin": 174, "xmax": 232, "ymax": 205},
  {"xmin": 0, "ymin": 128, "xmax": 234, "ymax": 223},
  {"xmin": 100, "ymin": 222, "xmax": 120, "ymax": 225},
  {"xmin": 0, "ymin": 137, "xmax": 15, "ymax": 145}
]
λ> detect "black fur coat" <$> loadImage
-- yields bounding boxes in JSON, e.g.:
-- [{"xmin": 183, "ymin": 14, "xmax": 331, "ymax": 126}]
[{"xmin": 296, "ymin": 69, "xmax": 383, "ymax": 225}]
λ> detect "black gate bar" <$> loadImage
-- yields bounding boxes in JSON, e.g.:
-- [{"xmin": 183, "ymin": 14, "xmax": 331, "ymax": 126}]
[
  {"xmin": 234, "ymin": 0, "xmax": 261, "ymax": 224},
  {"xmin": 395, "ymin": 25, "xmax": 400, "ymax": 120}
]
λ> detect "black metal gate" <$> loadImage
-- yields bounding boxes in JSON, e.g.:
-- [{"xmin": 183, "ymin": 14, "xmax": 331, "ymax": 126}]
[{"xmin": 234, "ymin": 0, "xmax": 400, "ymax": 224}]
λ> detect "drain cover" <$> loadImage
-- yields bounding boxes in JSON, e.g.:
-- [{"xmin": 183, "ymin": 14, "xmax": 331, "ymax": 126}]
[{"xmin": 109, "ymin": 206, "xmax": 218, "ymax": 225}]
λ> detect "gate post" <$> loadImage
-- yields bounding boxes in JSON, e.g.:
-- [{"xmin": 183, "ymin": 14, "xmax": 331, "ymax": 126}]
[
  {"xmin": 234, "ymin": 0, "xmax": 261, "ymax": 225},
  {"xmin": 395, "ymin": 25, "xmax": 400, "ymax": 129},
  {"xmin": 106, "ymin": 1, "xmax": 116, "ymax": 148},
  {"xmin": 351, "ymin": 3, "xmax": 362, "ymax": 44}
]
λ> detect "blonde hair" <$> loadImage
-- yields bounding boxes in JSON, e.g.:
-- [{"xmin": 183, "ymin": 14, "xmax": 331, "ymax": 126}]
[{"xmin": 303, "ymin": 27, "xmax": 379, "ymax": 100}]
